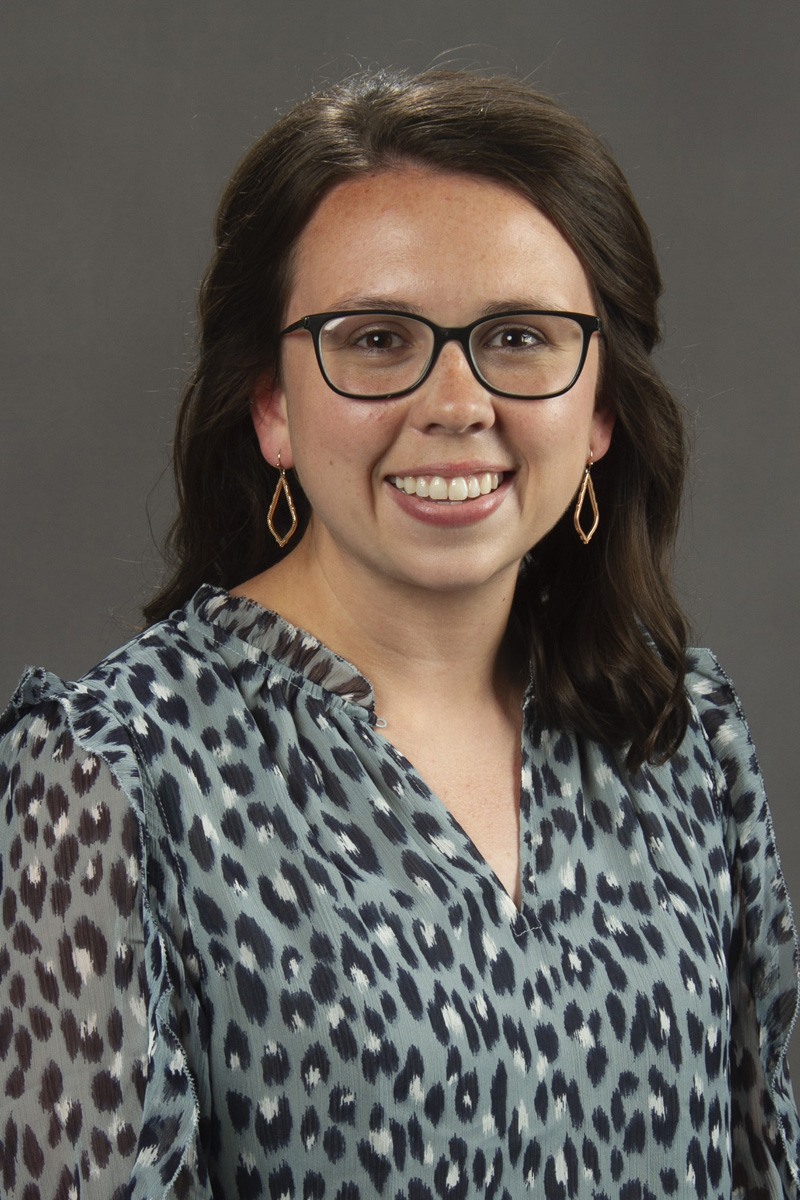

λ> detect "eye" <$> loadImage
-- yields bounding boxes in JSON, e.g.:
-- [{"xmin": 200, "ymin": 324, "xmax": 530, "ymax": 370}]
[
  {"xmin": 483, "ymin": 323, "xmax": 547, "ymax": 350},
  {"xmin": 322, "ymin": 314, "xmax": 421, "ymax": 355},
  {"xmin": 352, "ymin": 327, "xmax": 409, "ymax": 351}
]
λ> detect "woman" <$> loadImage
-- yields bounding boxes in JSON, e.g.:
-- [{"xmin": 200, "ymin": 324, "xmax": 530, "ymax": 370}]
[{"xmin": 1, "ymin": 70, "xmax": 798, "ymax": 1199}]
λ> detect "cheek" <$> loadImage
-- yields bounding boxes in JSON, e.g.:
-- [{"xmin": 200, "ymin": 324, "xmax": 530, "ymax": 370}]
[
  {"xmin": 287, "ymin": 393, "xmax": 400, "ymax": 490},
  {"xmin": 516, "ymin": 392, "xmax": 596, "ymax": 462}
]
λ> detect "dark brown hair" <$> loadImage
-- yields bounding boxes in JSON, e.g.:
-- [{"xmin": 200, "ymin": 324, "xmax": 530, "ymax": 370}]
[{"xmin": 144, "ymin": 69, "xmax": 689, "ymax": 769}]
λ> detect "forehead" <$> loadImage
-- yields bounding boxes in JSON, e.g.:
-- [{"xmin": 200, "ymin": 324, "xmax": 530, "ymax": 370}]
[{"xmin": 287, "ymin": 166, "xmax": 593, "ymax": 319}]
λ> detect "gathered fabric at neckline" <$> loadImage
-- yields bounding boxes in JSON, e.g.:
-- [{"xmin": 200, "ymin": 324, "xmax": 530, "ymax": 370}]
[{"xmin": 190, "ymin": 583, "xmax": 377, "ymax": 714}]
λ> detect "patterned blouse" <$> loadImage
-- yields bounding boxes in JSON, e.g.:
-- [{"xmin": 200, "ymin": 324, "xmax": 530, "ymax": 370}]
[{"xmin": 0, "ymin": 585, "xmax": 798, "ymax": 1200}]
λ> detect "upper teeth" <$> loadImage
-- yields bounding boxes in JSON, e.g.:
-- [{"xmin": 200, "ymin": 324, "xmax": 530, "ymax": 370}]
[{"xmin": 392, "ymin": 472, "xmax": 502, "ymax": 501}]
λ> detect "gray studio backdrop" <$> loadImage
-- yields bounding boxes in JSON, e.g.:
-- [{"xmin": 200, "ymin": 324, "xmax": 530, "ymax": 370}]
[{"xmin": 2, "ymin": 1, "xmax": 799, "ymax": 1082}]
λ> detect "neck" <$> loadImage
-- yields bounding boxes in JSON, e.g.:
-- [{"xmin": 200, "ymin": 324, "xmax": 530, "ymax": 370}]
[{"xmin": 233, "ymin": 528, "xmax": 525, "ymax": 713}]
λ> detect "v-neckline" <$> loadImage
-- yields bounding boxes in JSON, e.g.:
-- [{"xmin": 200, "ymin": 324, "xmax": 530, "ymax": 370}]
[
  {"xmin": 195, "ymin": 584, "xmax": 538, "ymax": 929},
  {"xmin": 369, "ymin": 718, "xmax": 541, "ymax": 937}
]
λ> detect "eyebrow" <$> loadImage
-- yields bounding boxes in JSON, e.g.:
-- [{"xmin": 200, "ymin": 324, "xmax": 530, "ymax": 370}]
[
  {"xmin": 323, "ymin": 294, "xmax": 580, "ymax": 317},
  {"xmin": 325, "ymin": 294, "xmax": 427, "ymax": 314},
  {"xmin": 477, "ymin": 298, "xmax": 579, "ymax": 317}
]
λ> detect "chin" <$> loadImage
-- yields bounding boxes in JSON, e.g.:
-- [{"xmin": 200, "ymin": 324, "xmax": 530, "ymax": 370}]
[{"xmin": 389, "ymin": 555, "xmax": 521, "ymax": 596}]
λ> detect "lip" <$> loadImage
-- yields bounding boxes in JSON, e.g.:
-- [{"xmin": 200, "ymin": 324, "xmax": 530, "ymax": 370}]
[
  {"xmin": 386, "ymin": 463, "xmax": 511, "ymax": 478},
  {"xmin": 386, "ymin": 472, "xmax": 513, "ymax": 527}
]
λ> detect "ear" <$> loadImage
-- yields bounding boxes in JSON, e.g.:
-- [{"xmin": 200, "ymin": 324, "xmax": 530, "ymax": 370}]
[
  {"xmin": 251, "ymin": 373, "xmax": 294, "ymax": 469},
  {"xmin": 589, "ymin": 399, "xmax": 615, "ymax": 463}
]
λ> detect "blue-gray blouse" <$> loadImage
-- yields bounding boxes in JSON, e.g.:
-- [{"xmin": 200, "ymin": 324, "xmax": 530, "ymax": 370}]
[{"xmin": 0, "ymin": 585, "xmax": 798, "ymax": 1198}]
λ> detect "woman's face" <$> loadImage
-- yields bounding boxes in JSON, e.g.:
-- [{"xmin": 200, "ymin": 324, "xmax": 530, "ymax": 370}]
[{"xmin": 253, "ymin": 166, "xmax": 613, "ymax": 597}]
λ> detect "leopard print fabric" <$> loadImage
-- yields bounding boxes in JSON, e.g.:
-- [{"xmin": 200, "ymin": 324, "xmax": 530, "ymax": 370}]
[{"xmin": 1, "ymin": 585, "xmax": 798, "ymax": 1198}]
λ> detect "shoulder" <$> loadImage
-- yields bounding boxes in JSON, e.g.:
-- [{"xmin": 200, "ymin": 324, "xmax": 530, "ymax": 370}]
[
  {"xmin": 684, "ymin": 647, "xmax": 752, "ymax": 750},
  {"xmin": 0, "ymin": 590, "xmax": 267, "ymax": 866},
  {"xmin": 1, "ymin": 664, "xmax": 145, "ymax": 819},
  {"xmin": 682, "ymin": 647, "xmax": 798, "ymax": 988},
  {"xmin": 0, "ymin": 615, "xmax": 192, "ymax": 847},
  {"xmin": 0, "ymin": 677, "xmax": 142, "ymax": 876},
  {"xmin": 682, "ymin": 647, "xmax": 765, "ymax": 826},
  {"xmin": 1, "ymin": 595, "xmax": 230, "ymax": 787}
]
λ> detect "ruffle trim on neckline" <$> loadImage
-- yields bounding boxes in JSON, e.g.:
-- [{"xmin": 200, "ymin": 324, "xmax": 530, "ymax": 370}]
[
  {"xmin": 188, "ymin": 584, "xmax": 375, "ymax": 712},
  {"xmin": 6, "ymin": 666, "xmax": 205, "ymax": 1199}
]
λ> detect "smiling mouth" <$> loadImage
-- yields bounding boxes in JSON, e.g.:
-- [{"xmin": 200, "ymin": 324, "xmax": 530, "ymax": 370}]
[{"xmin": 390, "ymin": 472, "xmax": 504, "ymax": 503}]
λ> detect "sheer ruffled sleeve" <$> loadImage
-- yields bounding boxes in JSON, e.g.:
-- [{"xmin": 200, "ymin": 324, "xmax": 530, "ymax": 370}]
[
  {"xmin": 0, "ymin": 670, "xmax": 207, "ymax": 1199},
  {"xmin": 688, "ymin": 650, "xmax": 800, "ymax": 1197}
]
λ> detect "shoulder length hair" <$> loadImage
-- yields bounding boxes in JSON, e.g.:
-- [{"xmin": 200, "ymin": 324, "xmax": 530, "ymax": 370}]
[{"xmin": 144, "ymin": 69, "xmax": 689, "ymax": 770}]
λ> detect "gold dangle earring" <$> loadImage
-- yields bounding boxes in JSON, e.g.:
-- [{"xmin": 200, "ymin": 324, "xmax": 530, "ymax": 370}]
[
  {"xmin": 573, "ymin": 450, "xmax": 599, "ymax": 545},
  {"xmin": 268, "ymin": 451, "xmax": 298, "ymax": 548}
]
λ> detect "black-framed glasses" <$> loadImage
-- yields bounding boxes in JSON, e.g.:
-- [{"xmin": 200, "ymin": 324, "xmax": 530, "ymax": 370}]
[{"xmin": 280, "ymin": 309, "xmax": 601, "ymax": 400}]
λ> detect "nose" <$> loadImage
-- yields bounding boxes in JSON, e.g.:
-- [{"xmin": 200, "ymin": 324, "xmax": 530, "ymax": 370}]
[{"xmin": 410, "ymin": 341, "xmax": 496, "ymax": 434}]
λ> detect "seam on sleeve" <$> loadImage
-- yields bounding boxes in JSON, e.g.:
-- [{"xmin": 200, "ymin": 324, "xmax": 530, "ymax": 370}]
[
  {"xmin": 691, "ymin": 648, "xmax": 800, "ymax": 1188},
  {"xmin": 683, "ymin": 648, "xmax": 725, "ymax": 821},
  {"xmin": 45, "ymin": 683, "xmax": 202, "ymax": 1198}
]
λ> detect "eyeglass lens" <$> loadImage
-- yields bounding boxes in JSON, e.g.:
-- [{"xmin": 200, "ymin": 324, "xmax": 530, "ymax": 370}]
[{"xmin": 318, "ymin": 312, "xmax": 587, "ymax": 398}]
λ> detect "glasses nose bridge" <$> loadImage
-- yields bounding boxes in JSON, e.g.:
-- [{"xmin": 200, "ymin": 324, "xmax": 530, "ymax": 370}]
[{"xmin": 426, "ymin": 321, "xmax": 480, "ymax": 383}]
